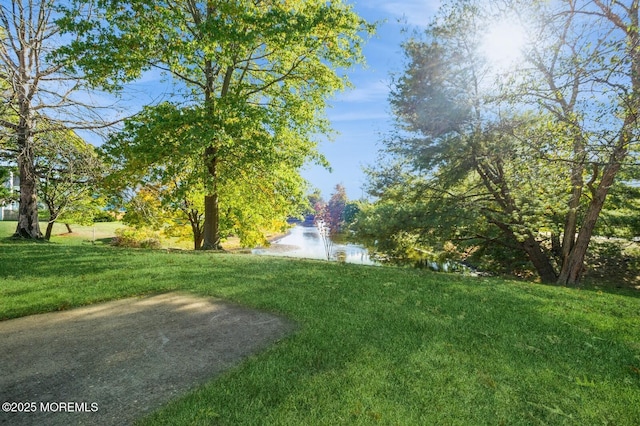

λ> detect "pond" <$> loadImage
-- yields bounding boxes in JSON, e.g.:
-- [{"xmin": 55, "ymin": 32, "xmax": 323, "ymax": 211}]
[{"xmin": 252, "ymin": 225, "xmax": 377, "ymax": 265}]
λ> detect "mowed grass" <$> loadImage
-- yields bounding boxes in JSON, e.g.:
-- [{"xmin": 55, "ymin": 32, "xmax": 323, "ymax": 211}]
[
  {"xmin": 0, "ymin": 220, "xmax": 276, "ymax": 250},
  {"xmin": 0, "ymin": 241, "xmax": 639, "ymax": 425},
  {"xmin": 0, "ymin": 220, "xmax": 122, "ymax": 245}
]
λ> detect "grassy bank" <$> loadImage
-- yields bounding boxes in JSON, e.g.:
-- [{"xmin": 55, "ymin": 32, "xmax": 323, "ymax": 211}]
[{"xmin": 0, "ymin": 241, "xmax": 639, "ymax": 425}]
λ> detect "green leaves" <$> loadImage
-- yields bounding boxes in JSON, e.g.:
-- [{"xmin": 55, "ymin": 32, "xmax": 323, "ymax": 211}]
[
  {"xmin": 360, "ymin": 0, "xmax": 640, "ymax": 282},
  {"xmin": 34, "ymin": 128, "xmax": 106, "ymax": 239},
  {"xmin": 60, "ymin": 0, "xmax": 371, "ymax": 248}
]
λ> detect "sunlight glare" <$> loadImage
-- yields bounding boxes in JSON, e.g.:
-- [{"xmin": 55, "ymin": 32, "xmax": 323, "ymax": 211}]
[{"xmin": 481, "ymin": 19, "xmax": 527, "ymax": 70}]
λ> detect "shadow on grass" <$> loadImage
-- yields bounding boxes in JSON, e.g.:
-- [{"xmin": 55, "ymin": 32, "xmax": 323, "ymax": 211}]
[
  {"xmin": 2, "ymin": 242, "xmax": 639, "ymax": 424},
  {"xmin": 141, "ymin": 266, "xmax": 640, "ymax": 425},
  {"xmin": 1, "ymin": 236, "xmax": 50, "ymax": 244},
  {"xmin": 94, "ymin": 237, "xmax": 114, "ymax": 245},
  {"xmin": 1, "ymin": 244, "xmax": 124, "ymax": 277}
]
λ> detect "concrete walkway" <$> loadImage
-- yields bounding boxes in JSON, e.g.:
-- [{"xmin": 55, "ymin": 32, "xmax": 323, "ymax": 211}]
[{"xmin": 0, "ymin": 293, "xmax": 294, "ymax": 425}]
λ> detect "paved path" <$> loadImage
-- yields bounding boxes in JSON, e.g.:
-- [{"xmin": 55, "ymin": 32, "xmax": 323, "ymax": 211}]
[{"xmin": 0, "ymin": 293, "xmax": 294, "ymax": 425}]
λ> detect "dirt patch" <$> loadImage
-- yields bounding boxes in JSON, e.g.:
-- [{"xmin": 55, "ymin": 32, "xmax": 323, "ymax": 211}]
[{"xmin": 0, "ymin": 293, "xmax": 295, "ymax": 425}]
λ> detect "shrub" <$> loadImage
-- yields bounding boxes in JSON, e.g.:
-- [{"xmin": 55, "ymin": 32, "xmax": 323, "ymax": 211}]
[
  {"xmin": 111, "ymin": 227, "xmax": 162, "ymax": 249},
  {"xmin": 93, "ymin": 210, "xmax": 116, "ymax": 222}
]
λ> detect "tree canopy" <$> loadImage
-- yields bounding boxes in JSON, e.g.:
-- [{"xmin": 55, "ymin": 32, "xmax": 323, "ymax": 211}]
[
  {"xmin": 36, "ymin": 129, "xmax": 105, "ymax": 240},
  {"xmin": 357, "ymin": 0, "xmax": 640, "ymax": 285},
  {"xmin": 58, "ymin": 0, "xmax": 372, "ymax": 249}
]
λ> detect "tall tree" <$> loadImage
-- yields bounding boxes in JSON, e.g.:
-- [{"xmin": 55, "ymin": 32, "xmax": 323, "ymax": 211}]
[
  {"xmin": 0, "ymin": 0, "xmax": 113, "ymax": 239},
  {"xmin": 362, "ymin": 0, "xmax": 640, "ymax": 285},
  {"xmin": 513, "ymin": 0, "xmax": 640, "ymax": 284},
  {"xmin": 100, "ymin": 101, "xmax": 314, "ymax": 249},
  {"xmin": 58, "ymin": 0, "xmax": 371, "ymax": 249}
]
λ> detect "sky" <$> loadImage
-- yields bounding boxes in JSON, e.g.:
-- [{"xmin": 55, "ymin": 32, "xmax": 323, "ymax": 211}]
[{"xmin": 303, "ymin": 1, "xmax": 441, "ymax": 200}]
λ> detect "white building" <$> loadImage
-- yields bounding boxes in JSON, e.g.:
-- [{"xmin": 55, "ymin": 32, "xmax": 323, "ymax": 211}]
[{"xmin": 1, "ymin": 171, "xmax": 19, "ymax": 221}]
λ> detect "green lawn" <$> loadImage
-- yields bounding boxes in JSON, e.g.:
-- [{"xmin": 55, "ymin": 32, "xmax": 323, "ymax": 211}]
[
  {"xmin": 0, "ymin": 220, "xmax": 121, "ymax": 244},
  {"xmin": 0, "ymin": 220, "xmax": 199, "ymax": 249},
  {"xmin": 1, "ymin": 240, "xmax": 639, "ymax": 425},
  {"xmin": 0, "ymin": 220, "xmax": 260, "ymax": 250}
]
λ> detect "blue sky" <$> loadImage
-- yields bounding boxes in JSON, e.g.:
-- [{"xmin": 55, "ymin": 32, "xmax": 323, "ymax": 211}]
[{"xmin": 304, "ymin": 1, "xmax": 440, "ymax": 200}]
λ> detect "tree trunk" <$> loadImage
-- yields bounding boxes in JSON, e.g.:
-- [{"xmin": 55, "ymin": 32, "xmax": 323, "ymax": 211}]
[
  {"xmin": 193, "ymin": 233, "xmax": 203, "ymax": 250},
  {"xmin": 202, "ymin": 193, "xmax": 221, "ymax": 250},
  {"xmin": 557, "ymin": 162, "xmax": 621, "ymax": 286},
  {"xmin": 521, "ymin": 235, "xmax": 558, "ymax": 284},
  {"xmin": 561, "ymin": 164, "xmax": 583, "ymax": 265},
  {"xmin": 556, "ymin": 246, "xmax": 584, "ymax": 286},
  {"xmin": 491, "ymin": 218, "xmax": 558, "ymax": 283},
  {"xmin": 44, "ymin": 222, "xmax": 54, "ymax": 240},
  {"xmin": 44, "ymin": 203, "xmax": 62, "ymax": 240},
  {"xmin": 187, "ymin": 211, "xmax": 204, "ymax": 250},
  {"xmin": 476, "ymin": 156, "xmax": 559, "ymax": 282},
  {"xmin": 13, "ymin": 138, "xmax": 42, "ymax": 239},
  {"xmin": 65, "ymin": 223, "xmax": 73, "ymax": 233},
  {"xmin": 201, "ymin": 46, "xmax": 223, "ymax": 251},
  {"xmin": 201, "ymin": 135, "xmax": 222, "ymax": 250},
  {"xmin": 12, "ymin": 36, "xmax": 42, "ymax": 240}
]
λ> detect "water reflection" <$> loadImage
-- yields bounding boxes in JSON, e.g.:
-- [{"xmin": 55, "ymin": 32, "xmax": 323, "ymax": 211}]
[{"xmin": 252, "ymin": 225, "xmax": 376, "ymax": 265}]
